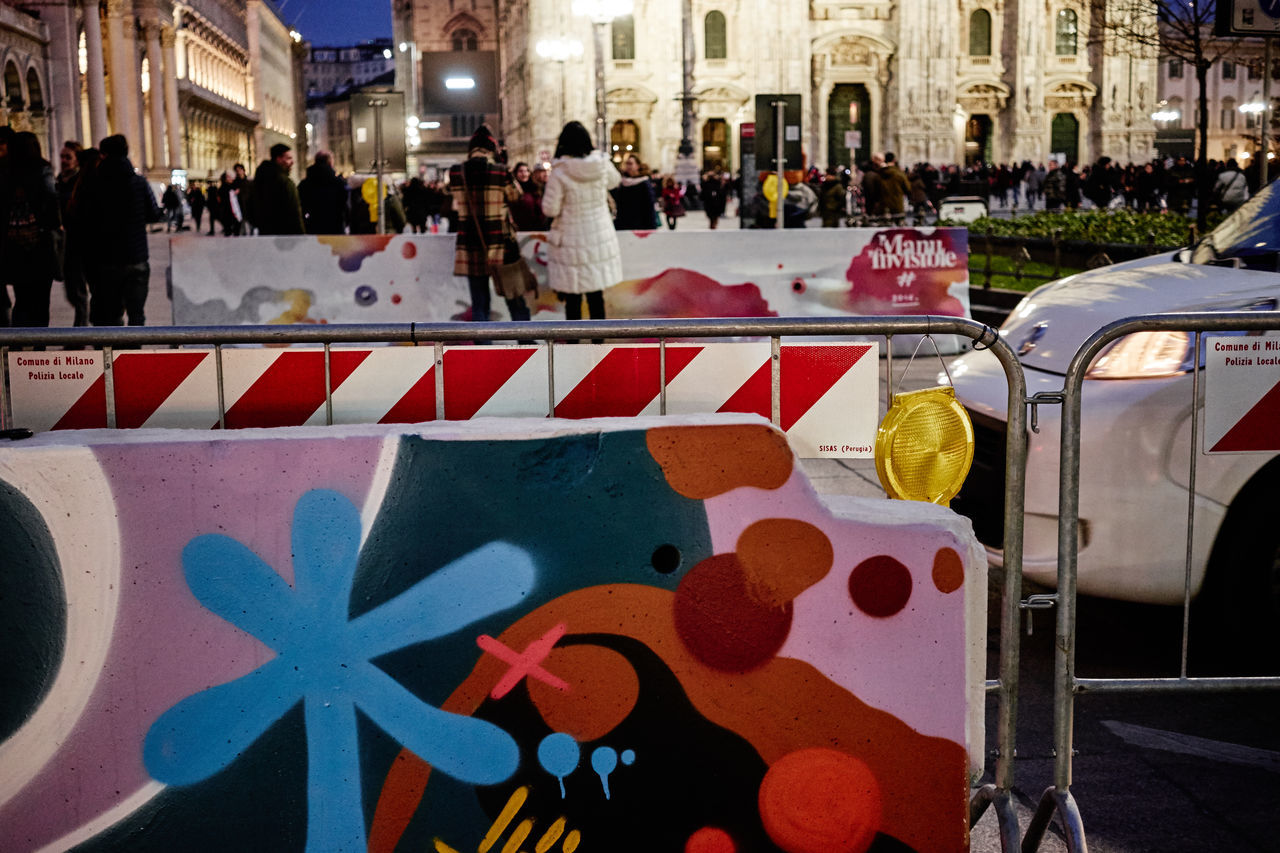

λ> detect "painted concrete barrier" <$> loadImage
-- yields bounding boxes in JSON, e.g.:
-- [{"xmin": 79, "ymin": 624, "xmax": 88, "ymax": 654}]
[
  {"xmin": 6, "ymin": 343, "xmax": 881, "ymax": 459},
  {"xmin": 169, "ymin": 229, "xmax": 971, "ymax": 326},
  {"xmin": 0, "ymin": 415, "xmax": 985, "ymax": 853}
]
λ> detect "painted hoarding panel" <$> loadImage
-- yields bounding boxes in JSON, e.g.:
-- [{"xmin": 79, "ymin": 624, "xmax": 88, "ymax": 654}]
[
  {"xmin": 0, "ymin": 417, "xmax": 983, "ymax": 853},
  {"xmin": 169, "ymin": 229, "xmax": 970, "ymax": 326}
]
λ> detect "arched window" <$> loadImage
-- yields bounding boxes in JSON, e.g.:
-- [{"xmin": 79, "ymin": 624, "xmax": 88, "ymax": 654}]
[
  {"xmin": 1055, "ymin": 9, "xmax": 1078, "ymax": 56},
  {"xmin": 451, "ymin": 29, "xmax": 477, "ymax": 51},
  {"xmin": 704, "ymin": 11, "xmax": 726, "ymax": 59},
  {"xmin": 4, "ymin": 62, "xmax": 22, "ymax": 111},
  {"xmin": 26, "ymin": 68, "xmax": 43, "ymax": 113},
  {"xmin": 611, "ymin": 119, "xmax": 639, "ymax": 162},
  {"xmin": 969, "ymin": 10, "xmax": 992, "ymax": 57},
  {"xmin": 612, "ymin": 15, "xmax": 635, "ymax": 60}
]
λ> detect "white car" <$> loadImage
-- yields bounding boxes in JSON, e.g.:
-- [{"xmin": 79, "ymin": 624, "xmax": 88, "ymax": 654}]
[{"xmin": 946, "ymin": 185, "xmax": 1280, "ymax": 652}]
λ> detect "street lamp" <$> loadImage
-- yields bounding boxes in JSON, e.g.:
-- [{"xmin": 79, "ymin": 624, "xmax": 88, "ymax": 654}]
[
  {"xmin": 536, "ymin": 37, "xmax": 583, "ymax": 128},
  {"xmin": 1241, "ymin": 99, "xmax": 1269, "ymax": 182},
  {"xmin": 572, "ymin": 0, "xmax": 633, "ymax": 151}
]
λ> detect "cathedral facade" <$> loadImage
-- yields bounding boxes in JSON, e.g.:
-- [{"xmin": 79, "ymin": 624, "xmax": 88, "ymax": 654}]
[{"xmin": 400, "ymin": 0, "xmax": 1159, "ymax": 173}]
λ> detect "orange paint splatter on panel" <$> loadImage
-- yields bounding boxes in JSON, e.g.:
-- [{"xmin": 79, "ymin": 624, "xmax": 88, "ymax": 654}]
[
  {"xmin": 736, "ymin": 518, "xmax": 834, "ymax": 607},
  {"xmin": 369, "ymin": 585, "xmax": 970, "ymax": 853},
  {"xmin": 646, "ymin": 424, "xmax": 793, "ymax": 499},
  {"xmin": 758, "ymin": 748, "xmax": 882, "ymax": 853},
  {"xmin": 528, "ymin": 645, "xmax": 640, "ymax": 741},
  {"xmin": 932, "ymin": 547, "xmax": 964, "ymax": 593}
]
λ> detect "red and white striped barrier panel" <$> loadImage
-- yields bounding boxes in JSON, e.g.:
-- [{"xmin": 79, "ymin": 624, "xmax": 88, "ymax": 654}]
[{"xmin": 7, "ymin": 343, "xmax": 879, "ymax": 457}]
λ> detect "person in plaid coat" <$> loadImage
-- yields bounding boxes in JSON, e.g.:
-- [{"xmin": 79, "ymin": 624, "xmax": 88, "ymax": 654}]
[{"xmin": 448, "ymin": 125, "xmax": 531, "ymax": 323}]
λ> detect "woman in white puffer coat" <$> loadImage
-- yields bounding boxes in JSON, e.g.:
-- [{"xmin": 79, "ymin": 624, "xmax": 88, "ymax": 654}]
[{"xmin": 541, "ymin": 121, "xmax": 622, "ymax": 321}]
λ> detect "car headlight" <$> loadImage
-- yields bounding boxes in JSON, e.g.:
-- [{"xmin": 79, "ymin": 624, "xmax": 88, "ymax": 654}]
[{"xmin": 1086, "ymin": 331, "xmax": 1194, "ymax": 379}]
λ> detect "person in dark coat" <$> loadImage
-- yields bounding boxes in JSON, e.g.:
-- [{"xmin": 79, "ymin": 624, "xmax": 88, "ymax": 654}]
[
  {"xmin": 187, "ymin": 183, "xmax": 206, "ymax": 232},
  {"xmin": 231, "ymin": 163, "xmax": 253, "ymax": 234},
  {"xmin": 700, "ymin": 170, "xmax": 729, "ymax": 229},
  {"xmin": 216, "ymin": 172, "xmax": 242, "ymax": 236},
  {"xmin": 507, "ymin": 161, "xmax": 549, "ymax": 231},
  {"xmin": 0, "ymin": 131, "xmax": 61, "ymax": 327},
  {"xmin": 55, "ymin": 140, "xmax": 88, "ymax": 325},
  {"xmin": 203, "ymin": 181, "xmax": 222, "ymax": 234},
  {"xmin": 880, "ymin": 152, "xmax": 910, "ymax": 219},
  {"xmin": 611, "ymin": 153, "xmax": 657, "ymax": 230},
  {"xmin": 403, "ymin": 177, "xmax": 429, "ymax": 233},
  {"xmin": 859, "ymin": 160, "xmax": 885, "ymax": 219},
  {"xmin": 77, "ymin": 134, "xmax": 161, "ymax": 325},
  {"xmin": 253, "ymin": 143, "xmax": 305, "ymax": 235},
  {"xmin": 297, "ymin": 150, "xmax": 348, "ymax": 234},
  {"xmin": 818, "ymin": 168, "xmax": 846, "ymax": 227},
  {"xmin": 449, "ymin": 125, "xmax": 531, "ymax": 324}
]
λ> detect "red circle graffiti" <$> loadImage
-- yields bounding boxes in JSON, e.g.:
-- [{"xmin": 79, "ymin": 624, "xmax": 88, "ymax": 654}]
[
  {"xmin": 685, "ymin": 826, "xmax": 738, "ymax": 853},
  {"xmin": 673, "ymin": 553, "xmax": 792, "ymax": 672},
  {"xmin": 758, "ymin": 748, "xmax": 882, "ymax": 853},
  {"xmin": 847, "ymin": 555, "xmax": 912, "ymax": 617}
]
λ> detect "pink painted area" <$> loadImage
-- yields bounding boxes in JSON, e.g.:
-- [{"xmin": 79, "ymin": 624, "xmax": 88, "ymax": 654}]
[
  {"xmin": 703, "ymin": 468, "xmax": 971, "ymax": 743},
  {"xmin": 0, "ymin": 435, "xmax": 383, "ymax": 852}
]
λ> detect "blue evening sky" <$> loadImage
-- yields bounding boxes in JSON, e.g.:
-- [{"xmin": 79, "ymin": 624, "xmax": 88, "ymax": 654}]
[{"xmin": 279, "ymin": 0, "xmax": 392, "ymax": 47}]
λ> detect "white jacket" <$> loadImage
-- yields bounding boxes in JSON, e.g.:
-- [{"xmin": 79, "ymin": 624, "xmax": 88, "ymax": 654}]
[{"xmin": 541, "ymin": 151, "xmax": 623, "ymax": 294}]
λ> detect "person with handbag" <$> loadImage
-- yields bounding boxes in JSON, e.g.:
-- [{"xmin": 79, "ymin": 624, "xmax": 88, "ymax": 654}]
[
  {"xmin": 448, "ymin": 125, "xmax": 533, "ymax": 326},
  {"xmin": 541, "ymin": 121, "xmax": 622, "ymax": 328}
]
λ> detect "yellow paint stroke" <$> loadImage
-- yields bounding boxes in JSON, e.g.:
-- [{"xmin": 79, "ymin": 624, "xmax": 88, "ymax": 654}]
[
  {"xmin": 432, "ymin": 840, "xmax": 461, "ymax": 853},
  {"xmin": 562, "ymin": 829, "xmax": 581, "ymax": 852},
  {"xmin": 478, "ymin": 786, "xmax": 529, "ymax": 853},
  {"xmin": 501, "ymin": 818, "xmax": 534, "ymax": 853},
  {"xmin": 534, "ymin": 817, "xmax": 567, "ymax": 853}
]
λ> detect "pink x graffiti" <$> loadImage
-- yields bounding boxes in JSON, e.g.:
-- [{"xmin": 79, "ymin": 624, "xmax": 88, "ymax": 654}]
[{"xmin": 475, "ymin": 623, "xmax": 570, "ymax": 699}]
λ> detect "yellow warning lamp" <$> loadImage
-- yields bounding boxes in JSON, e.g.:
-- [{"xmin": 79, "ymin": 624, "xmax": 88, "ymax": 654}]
[
  {"xmin": 361, "ymin": 177, "xmax": 379, "ymax": 223},
  {"xmin": 762, "ymin": 173, "xmax": 789, "ymax": 220},
  {"xmin": 874, "ymin": 338, "xmax": 975, "ymax": 506}
]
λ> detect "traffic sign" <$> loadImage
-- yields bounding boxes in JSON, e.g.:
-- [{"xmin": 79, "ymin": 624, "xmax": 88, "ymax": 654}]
[
  {"xmin": 1204, "ymin": 333, "xmax": 1280, "ymax": 452},
  {"xmin": 1217, "ymin": 0, "xmax": 1280, "ymax": 35}
]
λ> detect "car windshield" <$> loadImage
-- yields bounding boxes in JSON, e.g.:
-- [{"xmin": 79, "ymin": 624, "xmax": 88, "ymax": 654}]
[{"xmin": 1189, "ymin": 178, "xmax": 1280, "ymax": 267}]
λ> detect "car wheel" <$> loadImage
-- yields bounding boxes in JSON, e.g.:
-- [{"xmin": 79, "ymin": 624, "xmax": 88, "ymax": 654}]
[{"xmin": 1196, "ymin": 463, "xmax": 1280, "ymax": 672}]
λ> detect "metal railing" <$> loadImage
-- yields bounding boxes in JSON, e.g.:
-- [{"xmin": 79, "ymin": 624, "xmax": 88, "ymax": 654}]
[
  {"xmin": 1026, "ymin": 312, "xmax": 1280, "ymax": 853},
  {"xmin": 0, "ymin": 315, "xmax": 1029, "ymax": 851}
]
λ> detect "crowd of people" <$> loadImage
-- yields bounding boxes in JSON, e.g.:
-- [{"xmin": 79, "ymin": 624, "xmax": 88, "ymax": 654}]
[
  {"xmin": 0, "ymin": 128, "xmax": 164, "ymax": 329},
  {"xmin": 743, "ymin": 152, "xmax": 1263, "ymax": 228},
  {"xmin": 3, "ymin": 117, "xmax": 1262, "ymax": 330}
]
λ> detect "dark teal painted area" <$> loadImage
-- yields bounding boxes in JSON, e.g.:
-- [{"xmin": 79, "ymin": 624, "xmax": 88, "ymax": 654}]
[
  {"xmin": 0, "ymin": 479, "xmax": 66, "ymax": 743},
  {"xmin": 72, "ymin": 706, "xmax": 310, "ymax": 852},
  {"xmin": 352, "ymin": 430, "xmax": 713, "ymax": 705},
  {"xmin": 353, "ymin": 430, "xmax": 713, "ymax": 846}
]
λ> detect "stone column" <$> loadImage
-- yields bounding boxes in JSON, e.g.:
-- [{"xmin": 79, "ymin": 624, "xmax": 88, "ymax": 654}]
[
  {"xmin": 144, "ymin": 22, "xmax": 167, "ymax": 171},
  {"xmin": 161, "ymin": 26, "xmax": 182, "ymax": 169},
  {"xmin": 105, "ymin": 0, "xmax": 133, "ymax": 139},
  {"xmin": 82, "ymin": 0, "xmax": 110, "ymax": 145},
  {"xmin": 124, "ymin": 15, "xmax": 146, "ymax": 158}
]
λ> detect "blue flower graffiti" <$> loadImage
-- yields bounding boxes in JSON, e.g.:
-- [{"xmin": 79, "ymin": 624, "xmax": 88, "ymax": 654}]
[{"xmin": 144, "ymin": 489, "xmax": 535, "ymax": 851}]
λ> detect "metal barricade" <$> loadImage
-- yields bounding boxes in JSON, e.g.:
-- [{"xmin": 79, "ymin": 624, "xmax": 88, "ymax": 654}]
[
  {"xmin": 1027, "ymin": 311, "xmax": 1280, "ymax": 853},
  {"xmin": 0, "ymin": 316, "xmax": 1029, "ymax": 851}
]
